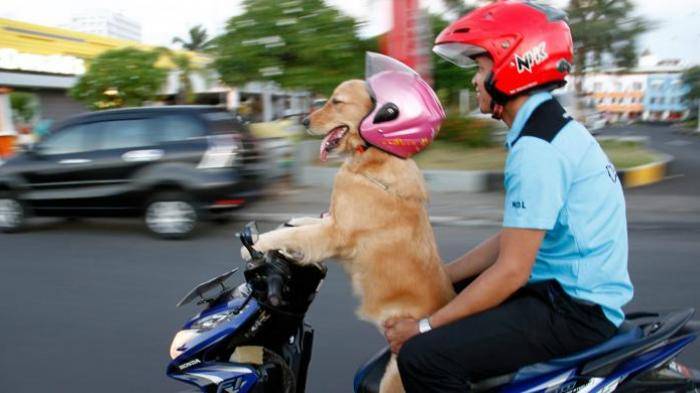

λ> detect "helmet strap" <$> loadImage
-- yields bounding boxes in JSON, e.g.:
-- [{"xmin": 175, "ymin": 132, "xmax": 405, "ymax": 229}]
[
  {"xmin": 485, "ymin": 72, "xmax": 509, "ymax": 120},
  {"xmin": 491, "ymin": 103, "xmax": 504, "ymax": 120}
]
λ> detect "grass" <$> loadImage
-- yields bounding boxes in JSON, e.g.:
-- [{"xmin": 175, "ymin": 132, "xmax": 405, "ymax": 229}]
[
  {"xmin": 411, "ymin": 140, "xmax": 661, "ymax": 172},
  {"xmin": 315, "ymin": 139, "xmax": 662, "ymax": 172}
]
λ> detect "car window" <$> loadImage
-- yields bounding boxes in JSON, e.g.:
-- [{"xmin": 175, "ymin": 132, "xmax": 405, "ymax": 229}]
[
  {"xmin": 201, "ymin": 111, "xmax": 247, "ymax": 134},
  {"xmin": 153, "ymin": 114, "xmax": 206, "ymax": 143},
  {"xmin": 95, "ymin": 119, "xmax": 153, "ymax": 150},
  {"xmin": 39, "ymin": 123, "xmax": 97, "ymax": 155}
]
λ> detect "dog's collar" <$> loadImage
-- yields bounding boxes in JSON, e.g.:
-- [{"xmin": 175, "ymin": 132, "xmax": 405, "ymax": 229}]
[
  {"xmin": 355, "ymin": 142, "xmax": 371, "ymax": 154},
  {"xmin": 360, "ymin": 172, "xmax": 389, "ymax": 192},
  {"xmin": 359, "ymin": 172, "xmax": 423, "ymax": 203}
]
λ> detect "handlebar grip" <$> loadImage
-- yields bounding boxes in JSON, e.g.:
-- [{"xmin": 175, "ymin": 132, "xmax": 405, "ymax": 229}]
[{"xmin": 267, "ymin": 274, "xmax": 284, "ymax": 307}]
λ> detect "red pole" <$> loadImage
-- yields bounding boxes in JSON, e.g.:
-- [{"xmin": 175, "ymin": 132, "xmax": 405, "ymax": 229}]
[{"xmin": 384, "ymin": 0, "xmax": 433, "ymax": 84}]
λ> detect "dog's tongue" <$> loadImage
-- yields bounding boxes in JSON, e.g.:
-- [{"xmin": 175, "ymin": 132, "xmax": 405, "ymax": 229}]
[{"xmin": 319, "ymin": 127, "xmax": 343, "ymax": 162}]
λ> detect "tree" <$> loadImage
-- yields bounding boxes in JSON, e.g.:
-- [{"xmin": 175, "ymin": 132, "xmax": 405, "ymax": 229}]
[
  {"xmin": 213, "ymin": 0, "xmax": 367, "ymax": 95},
  {"xmin": 172, "ymin": 25, "xmax": 213, "ymax": 52},
  {"xmin": 10, "ymin": 92, "xmax": 36, "ymax": 123},
  {"xmin": 156, "ymin": 47, "xmax": 200, "ymax": 104},
  {"xmin": 70, "ymin": 47, "xmax": 168, "ymax": 109},
  {"xmin": 567, "ymin": 0, "xmax": 651, "ymax": 77},
  {"xmin": 682, "ymin": 66, "xmax": 700, "ymax": 102},
  {"xmin": 431, "ymin": 14, "xmax": 476, "ymax": 110}
]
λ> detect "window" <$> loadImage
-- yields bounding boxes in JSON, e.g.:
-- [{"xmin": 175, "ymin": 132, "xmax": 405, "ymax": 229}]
[
  {"xmin": 39, "ymin": 123, "xmax": 97, "ymax": 155},
  {"xmin": 659, "ymin": 98, "xmax": 665, "ymax": 105},
  {"xmin": 95, "ymin": 119, "xmax": 152, "ymax": 150},
  {"xmin": 153, "ymin": 114, "xmax": 205, "ymax": 143},
  {"xmin": 650, "ymin": 98, "xmax": 657, "ymax": 104},
  {"xmin": 633, "ymin": 82, "xmax": 642, "ymax": 91}
]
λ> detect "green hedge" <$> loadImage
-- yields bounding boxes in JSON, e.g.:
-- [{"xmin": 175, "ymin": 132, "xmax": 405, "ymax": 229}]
[{"xmin": 437, "ymin": 114, "xmax": 495, "ymax": 148}]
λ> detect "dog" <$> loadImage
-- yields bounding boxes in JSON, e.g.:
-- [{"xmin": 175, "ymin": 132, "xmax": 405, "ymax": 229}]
[{"xmin": 248, "ymin": 79, "xmax": 455, "ymax": 393}]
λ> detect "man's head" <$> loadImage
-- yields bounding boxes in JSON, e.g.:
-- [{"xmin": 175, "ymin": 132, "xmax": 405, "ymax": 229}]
[{"xmin": 433, "ymin": 0, "xmax": 573, "ymax": 117}]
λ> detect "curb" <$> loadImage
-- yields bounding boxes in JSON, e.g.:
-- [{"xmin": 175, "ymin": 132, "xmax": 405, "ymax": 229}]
[
  {"xmin": 617, "ymin": 154, "xmax": 674, "ymax": 188},
  {"xmin": 231, "ymin": 211, "xmax": 501, "ymax": 228},
  {"xmin": 293, "ymin": 140, "xmax": 674, "ymax": 192}
]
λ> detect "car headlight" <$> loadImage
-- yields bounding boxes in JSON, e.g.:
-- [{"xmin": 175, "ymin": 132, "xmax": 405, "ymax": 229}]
[{"xmin": 190, "ymin": 309, "xmax": 237, "ymax": 331}]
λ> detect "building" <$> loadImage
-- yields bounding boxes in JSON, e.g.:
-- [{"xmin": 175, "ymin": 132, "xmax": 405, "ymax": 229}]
[
  {"xmin": 565, "ymin": 53, "xmax": 693, "ymax": 123},
  {"xmin": 0, "ymin": 17, "xmax": 311, "ymax": 142},
  {"xmin": 61, "ymin": 10, "xmax": 142, "ymax": 42},
  {"xmin": 582, "ymin": 73, "xmax": 646, "ymax": 122},
  {"xmin": 641, "ymin": 59, "xmax": 691, "ymax": 121}
]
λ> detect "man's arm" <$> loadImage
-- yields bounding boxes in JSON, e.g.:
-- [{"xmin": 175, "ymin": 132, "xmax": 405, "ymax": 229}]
[
  {"xmin": 445, "ymin": 231, "xmax": 502, "ymax": 283},
  {"xmin": 430, "ymin": 228, "xmax": 544, "ymax": 328}
]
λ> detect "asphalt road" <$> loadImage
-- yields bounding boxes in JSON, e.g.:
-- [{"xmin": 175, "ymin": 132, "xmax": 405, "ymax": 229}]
[{"xmin": 0, "ymin": 124, "xmax": 698, "ymax": 392}]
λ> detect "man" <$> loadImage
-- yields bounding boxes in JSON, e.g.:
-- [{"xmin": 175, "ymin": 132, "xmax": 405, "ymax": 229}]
[{"xmin": 383, "ymin": 2, "xmax": 634, "ymax": 392}]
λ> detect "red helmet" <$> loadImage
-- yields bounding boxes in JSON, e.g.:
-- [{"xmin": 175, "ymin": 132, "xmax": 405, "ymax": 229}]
[{"xmin": 433, "ymin": 0, "xmax": 573, "ymax": 104}]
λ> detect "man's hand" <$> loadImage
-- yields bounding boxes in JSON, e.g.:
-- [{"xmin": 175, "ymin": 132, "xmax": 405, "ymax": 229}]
[{"xmin": 384, "ymin": 317, "xmax": 420, "ymax": 354}]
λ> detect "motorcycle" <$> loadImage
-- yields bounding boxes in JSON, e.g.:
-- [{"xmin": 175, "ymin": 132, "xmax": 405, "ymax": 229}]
[{"xmin": 167, "ymin": 221, "xmax": 700, "ymax": 392}]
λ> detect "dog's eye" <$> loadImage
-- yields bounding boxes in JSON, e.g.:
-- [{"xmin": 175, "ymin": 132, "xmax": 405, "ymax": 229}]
[{"xmin": 331, "ymin": 99, "xmax": 343, "ymax": 105}]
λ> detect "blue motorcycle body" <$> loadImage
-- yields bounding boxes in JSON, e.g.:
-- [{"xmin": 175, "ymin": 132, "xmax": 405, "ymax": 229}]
[{"xmin": 168, "ymin": 222, "xmax": 700, "ymax": 392}]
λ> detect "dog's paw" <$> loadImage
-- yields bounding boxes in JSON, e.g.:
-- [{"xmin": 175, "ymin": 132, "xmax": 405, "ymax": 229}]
[{"xmin": 285, "ymin": 216, "xmax": 323, "ymax": 227}]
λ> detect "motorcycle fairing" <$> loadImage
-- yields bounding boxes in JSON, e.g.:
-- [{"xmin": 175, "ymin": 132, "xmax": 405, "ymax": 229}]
[
  {"xmin": 169, "ymin": 361, "xmax": 258, "ymax": 393},
  {"xmin": 171, "ymin": 297, "xmax": 261, "ymax": 363}
]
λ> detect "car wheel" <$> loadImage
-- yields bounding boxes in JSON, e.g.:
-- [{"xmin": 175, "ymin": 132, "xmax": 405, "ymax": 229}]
[
  {"xmin": 144, "ymin": 192, "xmax": 199, "ymax": 239},
  {"xmin": 0, "ymin": 196, "xmax": 26, "ymax": 233}
]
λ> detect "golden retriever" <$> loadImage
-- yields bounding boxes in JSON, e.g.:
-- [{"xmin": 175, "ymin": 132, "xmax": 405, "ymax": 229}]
[{"xmin": 249, "ymin": 79, "xmax": 455, "ymax": 393}]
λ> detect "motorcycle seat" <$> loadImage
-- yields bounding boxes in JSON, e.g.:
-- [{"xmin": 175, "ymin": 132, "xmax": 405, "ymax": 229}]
[
  {"xmin": 474, "ymin": 309, "xmax": 694, "ymax": 391},
  {"xmin": 509, "ymin": 321, "xmax": 643, "ymax": 381}
]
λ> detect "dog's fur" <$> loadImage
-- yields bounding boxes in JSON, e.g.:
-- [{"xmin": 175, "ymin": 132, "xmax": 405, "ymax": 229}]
[{"xmin": 251, "ymin": 80, "xmax": 455, "ymax": 393}]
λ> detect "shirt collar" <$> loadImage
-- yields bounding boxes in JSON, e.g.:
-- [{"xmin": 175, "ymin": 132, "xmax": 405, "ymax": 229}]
[{"xmin": 505, "ymin": 91, "xmax": 553, "ymax": 149}]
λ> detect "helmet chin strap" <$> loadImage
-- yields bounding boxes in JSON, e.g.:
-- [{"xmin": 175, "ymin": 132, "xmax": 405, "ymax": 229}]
[{"xmin": 490, "ymin": 101, "xmax": 504, "ymax": 120}]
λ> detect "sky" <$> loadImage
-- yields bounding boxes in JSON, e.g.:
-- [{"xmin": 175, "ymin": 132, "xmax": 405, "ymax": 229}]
[{"xmin": 1, "ymin": 0, "xmax": 698, "ymax": 65}]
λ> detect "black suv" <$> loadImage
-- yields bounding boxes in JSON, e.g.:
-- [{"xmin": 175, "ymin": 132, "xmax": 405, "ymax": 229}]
[{"xmin": 0, "ymin": 106, "xmax": 265, "ymax": 238}]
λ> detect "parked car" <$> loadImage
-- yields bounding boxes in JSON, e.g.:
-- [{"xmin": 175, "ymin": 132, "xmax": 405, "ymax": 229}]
[{"xmin": 0, "ymin": 106, "xmax": 266, "ymax": 238}]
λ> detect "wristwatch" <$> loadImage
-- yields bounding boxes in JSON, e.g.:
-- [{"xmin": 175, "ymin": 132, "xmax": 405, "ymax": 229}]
[{"xmin": 418, "ymin": 317, "xmax": 433, "ymax": 334}]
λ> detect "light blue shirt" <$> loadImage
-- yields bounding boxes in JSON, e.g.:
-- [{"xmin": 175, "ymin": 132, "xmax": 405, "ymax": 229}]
[{"xmin": 503, "ymin": 92, "xmax": 633, "ymax": 326}]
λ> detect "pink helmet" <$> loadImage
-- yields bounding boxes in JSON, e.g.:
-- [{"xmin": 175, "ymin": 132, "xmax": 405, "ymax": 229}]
[{"xmin": 360, "ymin": 52, "xmax": 446, "ymax": 158}]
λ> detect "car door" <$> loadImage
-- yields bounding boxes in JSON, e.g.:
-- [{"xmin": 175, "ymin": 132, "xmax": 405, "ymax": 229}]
[
  {"xmin": 20, "ymin": 122, "xmax": 102, "ymax": 211},
  {"xmin": 80, "ymin": 116, "xmax": 166, "ymax": 209}
]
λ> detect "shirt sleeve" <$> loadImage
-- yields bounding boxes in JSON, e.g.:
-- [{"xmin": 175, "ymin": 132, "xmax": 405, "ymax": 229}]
[{"xmin": 503, "ymin": 138, "xmax": 570, "ymax": 230}]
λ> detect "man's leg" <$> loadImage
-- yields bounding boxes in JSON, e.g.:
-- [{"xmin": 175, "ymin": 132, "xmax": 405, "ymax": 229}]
[{"xmin": 397, "ymin": 287, "xmax": 614, "ymax": 393}]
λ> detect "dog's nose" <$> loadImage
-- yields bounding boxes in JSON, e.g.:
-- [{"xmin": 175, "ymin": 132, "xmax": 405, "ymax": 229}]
[{"xmin": 302, "ymin": 117, "xmax": 310, "ymax": 127}]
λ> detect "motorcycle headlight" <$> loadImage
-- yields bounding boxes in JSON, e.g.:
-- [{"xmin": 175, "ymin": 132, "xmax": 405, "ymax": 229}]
[
  {"xmin": 170, "ymin": 329, "xmax": 200, "ymax": 359},
  {"xmin": 190, "ymin": 309, "xmax": 237, "ymax": 331}
]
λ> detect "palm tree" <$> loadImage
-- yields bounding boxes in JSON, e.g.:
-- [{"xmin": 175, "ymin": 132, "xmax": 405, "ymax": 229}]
[
  {"xmin": 172, "ymin": 25, "xmax": 213, "ymax": 52},
  {"xmin": 156, "ymin": 47, "xmax": 198, "ymax": 104}
]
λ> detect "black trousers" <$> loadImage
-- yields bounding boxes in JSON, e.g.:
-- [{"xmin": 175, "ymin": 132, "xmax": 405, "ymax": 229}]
[{"xmin": 397, "ymin": 279, "xmax": 617, "ymax": 393}]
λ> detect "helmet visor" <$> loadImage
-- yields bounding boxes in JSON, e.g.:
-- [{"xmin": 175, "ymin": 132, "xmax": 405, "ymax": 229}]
[
  {"xmin": 365, "ymin": 51, "xmax": 418, "ymax": 79},
  {"xmin": 432, "ymin": 43, "xmax": 487, "ymax": 69}
]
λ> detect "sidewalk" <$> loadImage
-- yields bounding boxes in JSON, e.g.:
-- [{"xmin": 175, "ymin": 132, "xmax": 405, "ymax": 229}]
[{"xmin": 234, "ymin": 184, "xmax": 700, "ymax": 229}]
